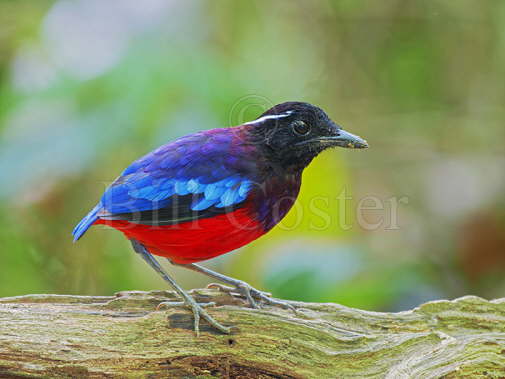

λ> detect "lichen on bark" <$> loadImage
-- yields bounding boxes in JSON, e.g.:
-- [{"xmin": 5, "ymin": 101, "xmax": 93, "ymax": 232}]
[{"xmin": 0, "ymin": 289, "xmax": 504, "ymax": 378}]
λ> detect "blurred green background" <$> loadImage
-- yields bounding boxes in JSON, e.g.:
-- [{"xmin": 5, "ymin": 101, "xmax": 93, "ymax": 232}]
[{"xmin": 0, "ymin": 1, "xmax": 504, "ymax": 312}]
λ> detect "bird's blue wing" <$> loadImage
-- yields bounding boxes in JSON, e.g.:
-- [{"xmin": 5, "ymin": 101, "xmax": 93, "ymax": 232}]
[{"xmin": 95, "ymin": 129, "xmax": 257, "ymax": 225}]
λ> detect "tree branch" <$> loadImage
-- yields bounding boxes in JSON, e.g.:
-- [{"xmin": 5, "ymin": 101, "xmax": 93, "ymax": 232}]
[{"xmin": 0, "ymin": 289, "xmax": 504, "ymax": 378}]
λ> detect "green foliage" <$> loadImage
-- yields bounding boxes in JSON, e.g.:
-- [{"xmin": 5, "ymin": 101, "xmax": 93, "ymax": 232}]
[{"xmin": 0, "ymin": 1, "xmax": 504, "ymax": 311}]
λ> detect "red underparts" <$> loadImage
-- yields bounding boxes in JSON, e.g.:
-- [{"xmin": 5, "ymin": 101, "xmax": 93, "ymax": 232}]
[{"xmin": 95, "ymin": 207, "xmax": 265, "ymax": 264}]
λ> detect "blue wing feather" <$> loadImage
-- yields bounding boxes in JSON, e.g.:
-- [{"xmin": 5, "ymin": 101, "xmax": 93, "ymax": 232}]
[
  {"xmin": 72, "ymin": 204, "xmax": 101, "ymax": 241},
  {"xmin": 82, "ymin": 129, "xmax": 258, "ymax": 228},
  {"xmin": 174, "ymin": 180, "xmax": 190, "ymax": 195},
  {"xmin": 74, "ymin": 128, "xmax": 259, "ymax": 237}
]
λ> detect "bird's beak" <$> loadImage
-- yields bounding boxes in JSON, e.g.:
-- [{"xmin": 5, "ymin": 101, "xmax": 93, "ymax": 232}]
[{"xmin": 320, "ymin": 128, "xmax": 369, "ymax": 149}]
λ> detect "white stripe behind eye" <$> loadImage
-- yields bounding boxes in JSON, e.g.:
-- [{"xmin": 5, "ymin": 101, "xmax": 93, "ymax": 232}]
[{"xmin": 244, "ymin": 111, "xmax": 293, "ymax": 125}]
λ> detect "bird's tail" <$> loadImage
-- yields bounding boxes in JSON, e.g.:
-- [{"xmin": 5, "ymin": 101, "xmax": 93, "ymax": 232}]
[{"xmin": 72, "ymin": 204, "xmax": 101, "ymax": 242}]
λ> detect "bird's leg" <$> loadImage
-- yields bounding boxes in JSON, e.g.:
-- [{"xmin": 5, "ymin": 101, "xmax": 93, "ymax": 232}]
[
  {"xmin": 169, "ymin": 259, "xmax": 296, "ymax": 312},
  {"xmin": 130, "ymin": 240, "xmax": 231, "ymax": 335}
]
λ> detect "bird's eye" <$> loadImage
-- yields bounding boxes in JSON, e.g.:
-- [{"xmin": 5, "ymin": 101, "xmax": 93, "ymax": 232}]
[{"xmin": 291, "ymin": 121, "xmax": 311, "ymax": 136}]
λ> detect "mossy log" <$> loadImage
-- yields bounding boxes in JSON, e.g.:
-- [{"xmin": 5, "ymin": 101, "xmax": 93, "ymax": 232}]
[{"xmin": 0, "ymin": 289, "xmax": 504, "ymax": 378}]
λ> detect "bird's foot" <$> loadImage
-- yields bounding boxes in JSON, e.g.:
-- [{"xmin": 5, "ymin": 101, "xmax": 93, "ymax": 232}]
[
  {"xmin": 207, "ymin": 282, "xmax": 297, "ymax": 312},
  {"xmin": 157, "ymin": 298, "xmax": 231, "ymax": 336}
]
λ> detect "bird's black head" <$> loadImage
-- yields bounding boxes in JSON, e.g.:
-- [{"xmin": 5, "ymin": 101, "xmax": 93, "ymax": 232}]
[{"xmin": 244, "ymin": 101, "xmax": 368, "ymax": 172}]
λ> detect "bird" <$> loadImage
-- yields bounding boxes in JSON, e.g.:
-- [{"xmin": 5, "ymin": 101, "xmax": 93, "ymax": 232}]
[{"xmin": 73, "ymin": 101, "xmax": 368, "ymax": 335}]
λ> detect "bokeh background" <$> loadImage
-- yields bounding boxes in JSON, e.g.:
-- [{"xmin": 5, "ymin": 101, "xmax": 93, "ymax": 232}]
[{"xmin": 1, "ymin": 1, "xmax": 504, "ymax": 312}]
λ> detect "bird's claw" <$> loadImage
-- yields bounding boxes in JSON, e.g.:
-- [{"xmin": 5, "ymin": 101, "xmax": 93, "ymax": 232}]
[
  {"xmin": 207, "ymin": 282, "xmax": 297, "ymax": 313},
  {"xmin": 156, "ymin": 299, "xmax": 230, "ymax": 336}
]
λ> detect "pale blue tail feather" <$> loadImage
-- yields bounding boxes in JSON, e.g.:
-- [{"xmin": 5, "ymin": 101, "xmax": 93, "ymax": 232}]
[{"xmin": 72, "ymin": 204, "xmax": 101, "ymax": 242}]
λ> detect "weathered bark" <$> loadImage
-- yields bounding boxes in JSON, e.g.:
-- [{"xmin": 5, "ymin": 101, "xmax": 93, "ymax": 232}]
[{"xmin": 0, "ymin": 289, "xmax": 504, "ymax": 378}]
